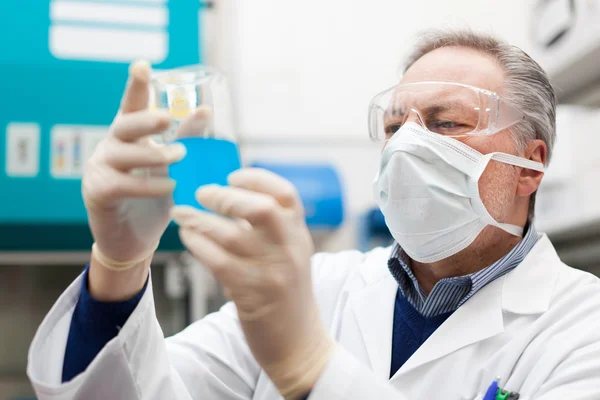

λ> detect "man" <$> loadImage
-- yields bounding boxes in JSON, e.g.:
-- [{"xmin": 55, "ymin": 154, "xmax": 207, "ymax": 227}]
[{"xmin": 28, "ymin": 29, "xmax": 600, "ymax": 399}]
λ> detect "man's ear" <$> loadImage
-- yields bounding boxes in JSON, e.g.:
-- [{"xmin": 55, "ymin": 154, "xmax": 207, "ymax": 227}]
[{"xmin": 517, "ymin": 139, "xmax": 547, "ymax": 198}]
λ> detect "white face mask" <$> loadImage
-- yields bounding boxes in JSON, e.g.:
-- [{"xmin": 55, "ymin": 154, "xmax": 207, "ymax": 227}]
[{"xmin": 373, "ymin": 122, "xmax": 545, "ymax": 263}]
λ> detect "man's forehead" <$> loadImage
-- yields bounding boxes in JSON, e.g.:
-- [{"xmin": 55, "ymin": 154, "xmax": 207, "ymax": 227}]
[{"xmin": 400, "ymin": 46, "xmax": 505, "ymax": 94}]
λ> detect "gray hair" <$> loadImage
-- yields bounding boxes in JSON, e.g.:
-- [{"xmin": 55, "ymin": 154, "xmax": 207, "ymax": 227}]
[{"xmin": 404, "ymin": 29, "xmax": 556, "ymax": 221}]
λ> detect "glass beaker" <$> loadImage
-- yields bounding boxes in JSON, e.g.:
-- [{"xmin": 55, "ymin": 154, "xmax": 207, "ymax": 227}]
[{"xmin": 150, "ymin": 65, "xmax": 241, "ymax": 209}]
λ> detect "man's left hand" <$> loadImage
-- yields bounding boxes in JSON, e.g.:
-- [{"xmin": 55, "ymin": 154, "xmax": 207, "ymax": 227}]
[{"xmin": 171, "ymin": 168, "xmax": 334, "ymax": 399}]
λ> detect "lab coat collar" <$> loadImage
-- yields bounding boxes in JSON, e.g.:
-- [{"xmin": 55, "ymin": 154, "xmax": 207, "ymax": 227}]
[
  {"xmin": 500, "ymin": 234, "xmax": 560, "ymax": 315},
  {"xmin": 350, "ymin": 271, "xmax": 397, "ymax": 378},
  {"xmin": 358, "ymin": 245, "xmax": 395, "ymax": 285},
  {"xmin": 350, "ymin": 235, "xmax": 560, "ymax": 380},
  {"xmin": 337, "ymin": 246, "xmax": 395, "ymax": 378}
]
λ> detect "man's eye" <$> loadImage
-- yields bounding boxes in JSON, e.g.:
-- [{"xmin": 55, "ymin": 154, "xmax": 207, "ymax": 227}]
[
  {"xmin": 427, "ymin": 120, "xmax": 473, "ymax": 135},
  {"xmin": 385, "ymin": 124, "xmax": 402, "ymax": 138},
  {"xmin": 432, "ymin": 120, "xmax": 458, "ymax": 129}
]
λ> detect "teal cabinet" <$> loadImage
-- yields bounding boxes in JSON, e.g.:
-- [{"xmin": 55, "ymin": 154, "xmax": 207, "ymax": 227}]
[{"xmin": 0, "ymin": 0, "xmax": 203, "ymax": 250}]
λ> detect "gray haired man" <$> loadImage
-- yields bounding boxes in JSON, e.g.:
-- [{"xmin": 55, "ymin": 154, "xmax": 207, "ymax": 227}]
[{"xmin": 29, "ymin": 29, "xmax": 600, "ymax": 400}]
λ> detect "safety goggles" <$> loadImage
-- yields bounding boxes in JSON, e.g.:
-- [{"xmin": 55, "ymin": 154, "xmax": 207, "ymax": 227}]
[{"xmin": 368, "ymin": 81, "xmax": 524, "ymax": 141}]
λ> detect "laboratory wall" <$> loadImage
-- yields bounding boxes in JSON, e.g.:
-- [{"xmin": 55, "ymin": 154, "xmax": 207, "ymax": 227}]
[{"xmin": 229, "ymin": 0, "xmax": 534, "ymax": 141}]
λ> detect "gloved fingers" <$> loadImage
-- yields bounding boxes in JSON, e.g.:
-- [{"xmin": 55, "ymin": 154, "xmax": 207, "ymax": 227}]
[
  {"xmin": 120, "ymin": 60, "xmax": 151, "ymax": 114},
  {"xmin": 104, "ymin": 140, "xmax": 186, "ymax": 171},
  {"xmin": 228, "ymin": 168, "xmax": 303, "ymax": 212},
  {"xmin": 176, "ymin": 106, "xmax": 213, "ymax": 139},
  {"xmin": 93, "ymin": 170, "xmax": 176, "ymax": 200},
  {"xmin": 195, "ymin": 185, "xmax": 285, "ymax": 233},
  {"xmin": 178, "ymin": 226, "xmax": 244, "ymax": 284},
  {"xmin": 112, "ymin": 110, "xmax": 172, "ymax": 142},
  {"xmin": 171, "ymin": 205, "xmax": 259, "ymax": 256}
]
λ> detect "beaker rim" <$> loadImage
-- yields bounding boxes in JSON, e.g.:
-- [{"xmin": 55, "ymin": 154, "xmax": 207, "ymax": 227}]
[{"xmin": 151, "ymin": 64, "xmax": 225, "ymax": 89}]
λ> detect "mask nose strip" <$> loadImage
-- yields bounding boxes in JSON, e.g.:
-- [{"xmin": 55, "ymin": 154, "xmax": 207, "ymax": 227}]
[{"xmin": 409, "ymin": 108, "xmax": 427, "ymax": 130}]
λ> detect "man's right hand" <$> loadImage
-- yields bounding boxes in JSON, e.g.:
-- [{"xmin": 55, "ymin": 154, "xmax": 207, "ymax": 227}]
[{"xmin": 83, "ymin": 60, "xmax": 206, "ymax": 301}]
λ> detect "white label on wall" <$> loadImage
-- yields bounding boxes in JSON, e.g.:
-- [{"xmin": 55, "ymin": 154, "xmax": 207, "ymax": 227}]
[
  {"xmin": 6, "ymin": 123, "xmax": 41, "ymax": 177},
  {"xmin": 50, "ymin": 125, "xmax": 109, "ymax": 179},
  {"xmin": 49, "ymin": 0, "xmax": 169, "ymax": 63}
]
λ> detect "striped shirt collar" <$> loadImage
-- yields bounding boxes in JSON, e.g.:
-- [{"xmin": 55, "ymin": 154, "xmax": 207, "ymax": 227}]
[{"xmin": 387, "ymin": 225, "xmax": 540, "ymax": 317}]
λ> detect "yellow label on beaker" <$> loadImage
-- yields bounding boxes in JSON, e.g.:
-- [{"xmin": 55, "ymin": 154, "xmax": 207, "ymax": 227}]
[{"xmin": 169, "ymin": 87, "xmax": 192, "ymax": 119}]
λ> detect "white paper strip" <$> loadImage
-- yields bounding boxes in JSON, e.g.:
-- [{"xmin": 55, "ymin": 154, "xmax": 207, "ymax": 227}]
[
  {"xmin": 50, "ymin": 1, "xmax": 167, "ymax": 27},
  {"xmin": 49, "ymin": 25, "xmax": 168, "ymax": 63}
]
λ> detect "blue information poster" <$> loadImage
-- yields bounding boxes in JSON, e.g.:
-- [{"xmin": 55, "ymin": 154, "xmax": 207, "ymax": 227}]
[{"xmin": 0, "ymin": 0, "xmax": 203, "ymax": 250}]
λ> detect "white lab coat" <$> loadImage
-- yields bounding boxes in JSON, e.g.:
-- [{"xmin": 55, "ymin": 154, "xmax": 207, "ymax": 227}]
[{"xmin": 28, "ymin": 235, "xmax": 600, "ymax": 400}]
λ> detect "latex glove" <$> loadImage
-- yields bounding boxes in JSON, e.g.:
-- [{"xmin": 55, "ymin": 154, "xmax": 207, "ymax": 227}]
[
  {"xmin": 171, "ymin": 168, "xmax": 335, "ymax": 399},
  {"xmin": 83, "ymin": 60, "xmax": 209, "ymax": 268}
]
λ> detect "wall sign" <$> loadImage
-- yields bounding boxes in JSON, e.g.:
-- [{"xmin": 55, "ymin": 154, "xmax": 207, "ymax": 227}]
[{"xmin": 5, "ymin": 123, "xmax": 40, "ymax": 178}]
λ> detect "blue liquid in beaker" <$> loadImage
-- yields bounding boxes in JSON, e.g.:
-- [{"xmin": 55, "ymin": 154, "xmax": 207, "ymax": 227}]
[{"xmin": 168, "ymin": 137, "xmax": 241, "ymax": 209}]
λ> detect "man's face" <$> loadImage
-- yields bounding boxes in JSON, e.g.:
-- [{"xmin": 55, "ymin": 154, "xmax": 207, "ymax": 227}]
[{"xmin": 399, "ymin": 46, "xmax": 521, "ymax": 225}]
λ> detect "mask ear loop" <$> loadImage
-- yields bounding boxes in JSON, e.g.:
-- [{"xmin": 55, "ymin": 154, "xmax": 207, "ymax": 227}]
[
  {"xmin": 468, "ymin": 153, "xmax": 526, "ymax": 237},
  {"xmin": 490, "ymin": 152, "xmax": 545, "ymax": 172},
  {"xmin": 491, "ymin": 152, "xmax": 544, "ymax": 235}
]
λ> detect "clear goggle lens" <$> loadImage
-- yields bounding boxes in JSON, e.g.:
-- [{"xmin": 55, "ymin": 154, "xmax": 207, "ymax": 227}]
[{"xmin": 368, "ymin": 82, "xmax": 523, "ymax": 141}]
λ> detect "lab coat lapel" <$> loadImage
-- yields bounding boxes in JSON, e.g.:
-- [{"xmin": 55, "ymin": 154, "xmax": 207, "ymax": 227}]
[
  {"xmin": 392, "ymin": 274, "xmax": 505, "ymax": 379},
  {"xmin": 391, "ymin": 234, "xmax": 559, "ymax": 379},
  {"xmin": 501, "ymin": 235, "xmax": 559, "ymax": 315},
  {"xmin": 347, "ymin": 273, "xmax": 398, "ymax": 379}
]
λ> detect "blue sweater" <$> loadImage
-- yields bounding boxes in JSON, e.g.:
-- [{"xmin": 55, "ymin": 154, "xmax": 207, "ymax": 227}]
[
  {"xmin": 62, "ymin": 266, "xmax": 148, "ymax": 382},
  {"xmin": 390, "ymin": 288, "xmax": 453, "ymax": 377}
]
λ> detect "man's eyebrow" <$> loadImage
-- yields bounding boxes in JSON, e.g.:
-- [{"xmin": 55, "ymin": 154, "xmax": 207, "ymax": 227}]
[
  {"xmin": 422, "ymin": 105, "xmax": 448, "ymax": 115},
  {"xmin": 421, "ymin": 102, "xmax": 473, "ymax": 115}
]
